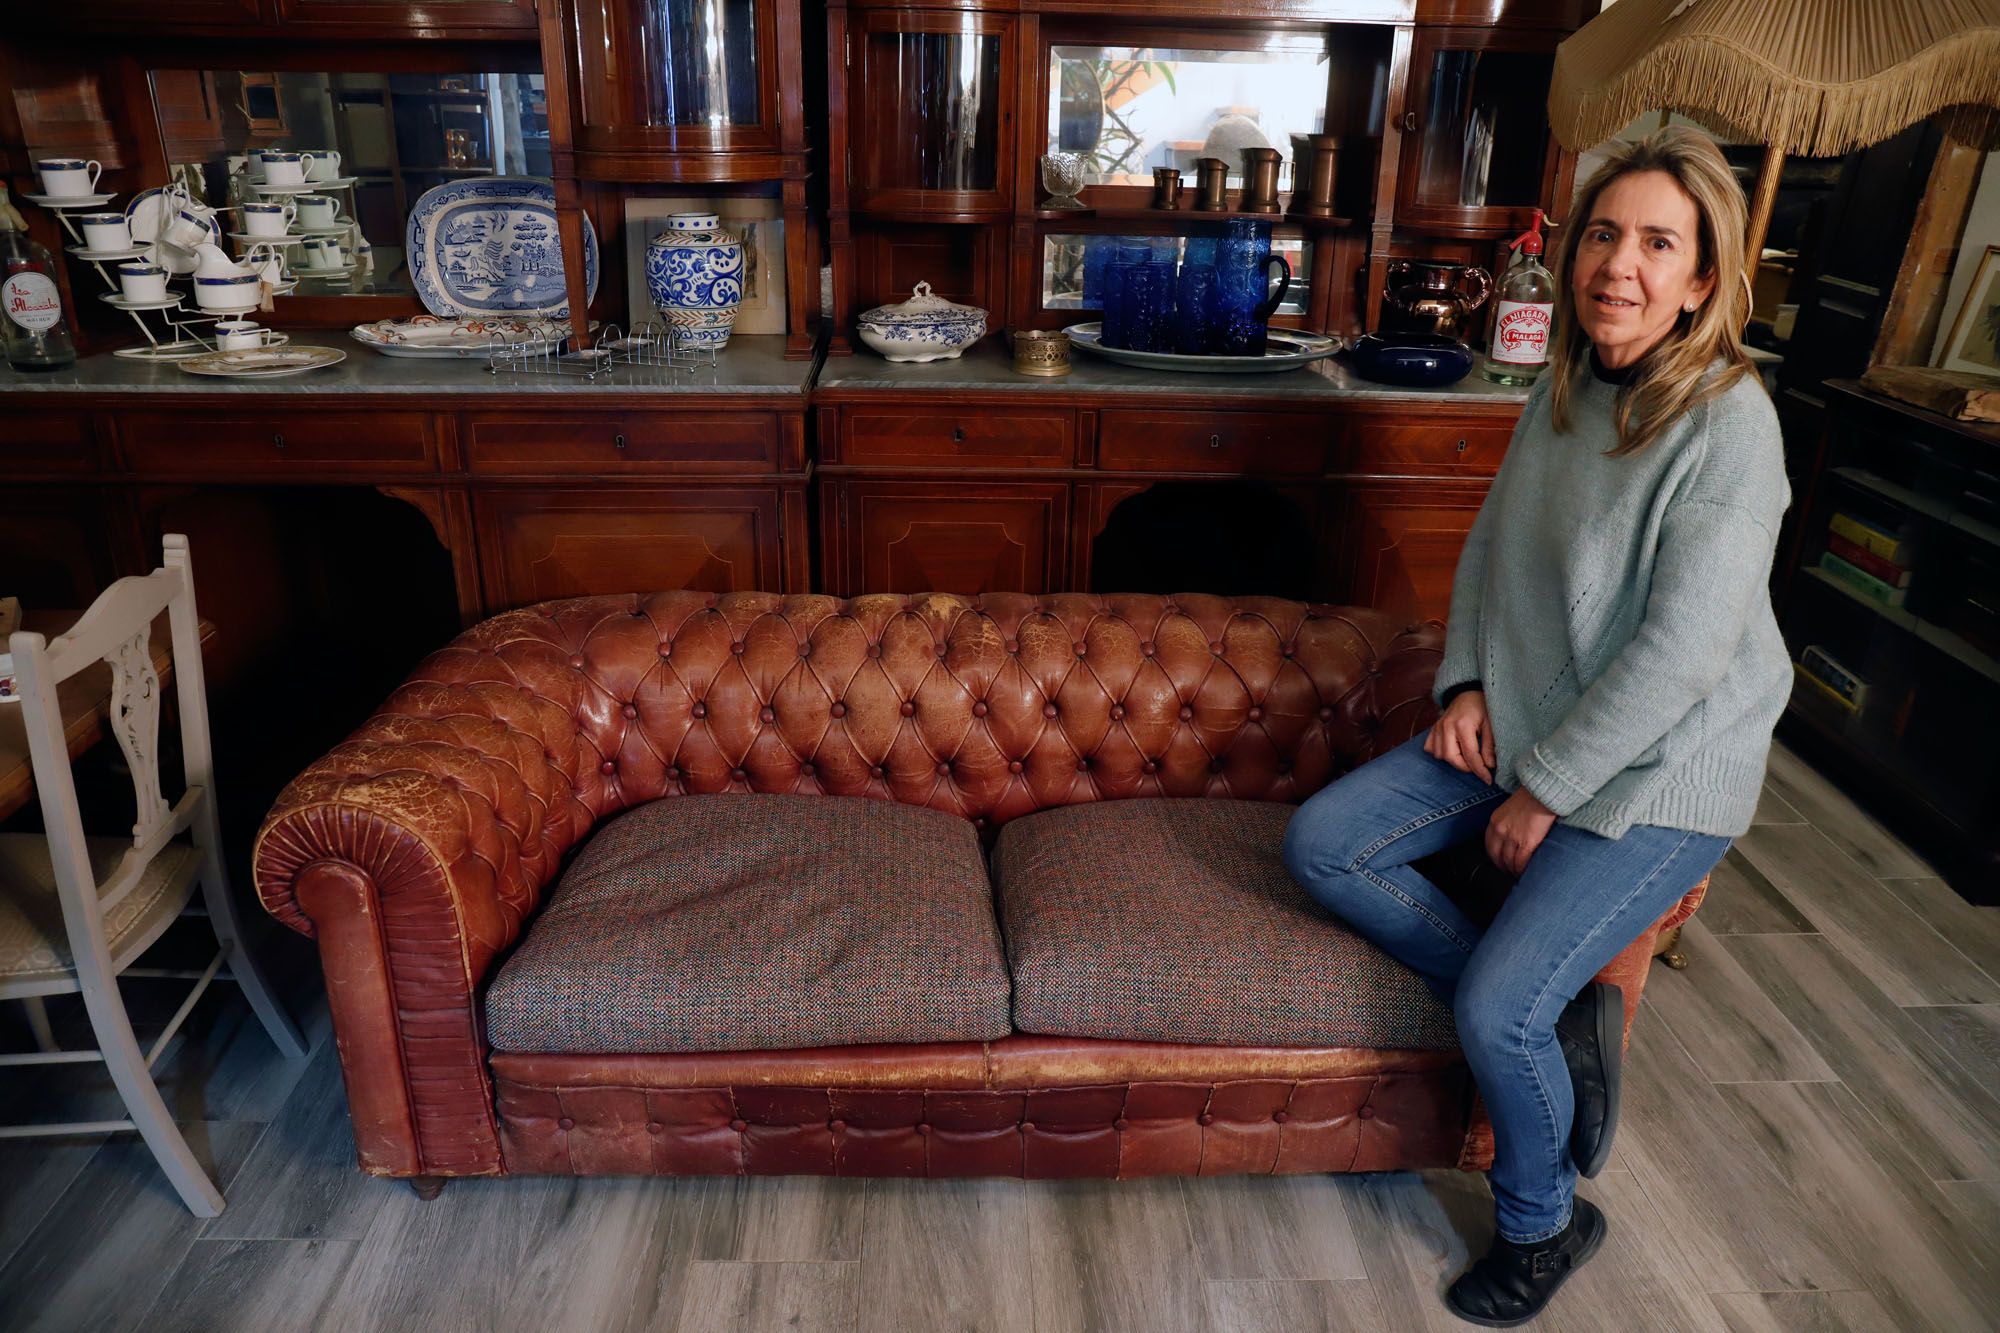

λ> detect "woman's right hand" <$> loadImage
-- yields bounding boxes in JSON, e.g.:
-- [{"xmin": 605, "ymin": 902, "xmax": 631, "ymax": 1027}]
[{"xmin": 1426, "ymin": 690, "xmax": 1497, "ymax": 786}]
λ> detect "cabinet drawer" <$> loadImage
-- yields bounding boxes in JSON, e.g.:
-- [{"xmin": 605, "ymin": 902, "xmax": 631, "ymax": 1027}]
[
  {"xmin": 117, "ymin": 412, "xmax": 436, "ymax": 474},
  {"xmin": 1, "ymin": 414, "xmax": 96, "ymax": 473},
  {"xmin": 1097, "ymin": 410, "xmax": 1329, "ymax": 475},
  {"xmin": 1349, "ymin": 421, "xmax": 1514, "ymax": 474},
  {"xmin": 842, "ymin": 408, "xmax": 1073, "ymax": 468},
  {"xmin": 463, "ymin": 413, "xmax": 780, "ymax": 475}
]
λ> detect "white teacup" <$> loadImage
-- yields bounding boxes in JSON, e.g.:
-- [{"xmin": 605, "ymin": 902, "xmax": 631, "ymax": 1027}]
[
  {"xmin": 194, "ymin": 272, "xmax": 262, "ymax": 310},
  {"xmin": 304, "ymin": 237, "xmax": 345, "ymax": 270},
  {"xmin": 214, "ymin": 319, "xmax": 263, "ymax": 350},
  {"xmin": 116, "ymin": 262, "xmax": 169, "ymax": 302},
  {"xmin": 305, "ymin": 150, "xmax": 343, "ymax": 183},
  {"xmin": 258, "ymin": 151, "xmax": 316, "ymax": 187},
  {"xmin": 78, "ymin": 212, "xmax": 132, "ymax": 251},
  {"xmin": 241, "ymin": 201, "xmax": 295, "ymax": 237},
  {"xmin": 294, "ymin": 195, "xmax": 343, "ymax": 230},
  {"xmin": 161, "ymin": 205, "xmax": 216, "ymax": 251},
  {"xmin": 37, "ymin": 158, "xmax": 102, "ymax": 198}
]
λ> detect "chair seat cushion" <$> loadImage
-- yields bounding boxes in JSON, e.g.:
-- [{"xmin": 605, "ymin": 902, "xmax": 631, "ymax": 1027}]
[
  {"xmin": 0, "ymin": 834, "xmax": 200, "ymax": 986},
  {"xmin": 484, "ymin": 793, "xmax": 1013, "ymax": 1054},
  {"xmin": 992, "ymin": 799, "xmax": 1458, "ymax": 1051}
]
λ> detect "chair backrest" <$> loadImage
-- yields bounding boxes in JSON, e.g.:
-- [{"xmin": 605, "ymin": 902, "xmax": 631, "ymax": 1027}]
[{"xmin": 7, "ymin": 535, "xmax": 215, "ymax": 932}]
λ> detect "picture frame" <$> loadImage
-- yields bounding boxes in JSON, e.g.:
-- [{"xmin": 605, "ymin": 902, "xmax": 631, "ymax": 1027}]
[
  {"xmin": 1937, "ymin": 244, "xmax": 2000, "ymax": 379},
  {"xmin": 623, "ymin": 196, "xmax": 787, "ymax": 337}
]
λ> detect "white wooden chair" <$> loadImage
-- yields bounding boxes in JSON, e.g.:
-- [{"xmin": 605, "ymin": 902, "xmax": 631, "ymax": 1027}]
[{"xmin": 0, "ymin": 534, "xmax": 307, "ymax": 1217}]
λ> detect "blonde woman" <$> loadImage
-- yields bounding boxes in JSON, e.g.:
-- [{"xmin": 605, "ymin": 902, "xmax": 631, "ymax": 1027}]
[{"xmin": 1284, "ymin": 126, "xmax": 1790, "ymax": 1327}]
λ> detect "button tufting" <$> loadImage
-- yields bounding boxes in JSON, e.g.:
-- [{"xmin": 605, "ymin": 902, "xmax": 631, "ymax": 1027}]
[
  {"xmin": 1075, "ymin": 643, "xmax": 1087, "ymax": 656},
  {"xmin": 1043, "ymin": 703, "xmax": 1059, "ymax": 719},
  {"xmin": 1114, "ymin": 1118, "xmax": 1130, "ymax": 1131},
  {"xmin": 1143, "ymin": 760, "xmax": 1158, "ymax": 774},
  {"xmin": 1179, "ymin": 706, "xmax": 1193, "ymax": 721},
  {"xmin": 691, "ymin": 702, "xmax": 707, "ymax": 719},
  {"xmin": 600, "ymin": 761, "xmax": 616, "ymax": 775},
  {"xmin": 1283, "ymin": 643, "xmax": 1296, "ymax": 657},
  {"xmin": 760, "ymin": 706, "xmax": 775, "ymax": 722},
  {"xmin": 916, "ymin": 1123, "xmax": 931, "ymax": 1135},
  {"xmin": 1248, "ymin": 706, "xmax": 1264, "ymax": 721},
  {"xmin": 1020, "ymin": 1121, "xmax": 1035, "ymax": 1133},
  {"xmin": 1209, "ymin": 758, "xmax": 1225, "ymax": 773},
  {"xmin": 900, "ymin": 701, "xmax": 916, "ymax": 717},
  {"xmin": 647, "ymin": 1121, "xmax": 663, "ymax": 1134},
  {"xmin": 558, "ymin": 1117, "xmax": 575, "ymax": 1131},
  {"xmin": 731, "ymin": 641, "xmax": 745, "ymax": 654},
  {"xmin": 1273, "ymin": 1111, "xmax": 1290, "ymax": 1123},
  {"xmin": 665, "ymin": 767, "xmax": 681, "ymax": 781},
  {"xmin": 1198, "ymin": 1113, "xmax": 1215, "ymax": 1126},
  {"xmin": 800, "ymin": 645, "xmax": 812, "ymax": 659},
  {"xmin": 569, "ymin": 655, "xmax": 585, "ymax": 669},
  {"xmin": 936, "ymin": 762, "xmax": 951, "ymax": 776},
  {"xmin": 1358, "ymin": 1106, "xmax": 1375, "ymax": 1120},
  {"xmin": 622, "ymin": 705, "xmax": 638, "ymax": 719},
  {"xmin": 1210, "ymin": 642, "xmax": 1224, "ymax": 654},
  {"xmin": 867, "ymin": 644, "xmax": 882, "ymax": 658},
  {"xmin": 1005, "ymin": 639, "xmax": 1019, "ymax": 653},
  {"xmin": 1319, "ymin": 706, "xmax": 1334, "ymax": 720},
  {"xmin": 520, "ymin": 684, "xmax": 534, "ymax": 696},
  {"xmin": 871, "ymin": 765, "xmax": 886, "ymax": 778},
  {"xmin": 972, "ymin": 701, "xmax": 989, "ymax": 717},
  {"xmin": 659, "ymin": 644, "xmax": 672, "ymax": 658},
  {"xmin": 730, "ymin": 1119, "xmax": 747, "ymax": 1132},
  {"xmin": 937, "ymin": 644, "xmax": 949, "ymax": 658},
  {"xmin": 1140, "ymin": 641, "xmax": 1154, "ymax": 655},
  {"xmin": 731, "ymin": 768, "xmax": 747, "ymax": 782},
  {"xmin": 831, "ymin": 702, "xmax": 847, "ymax": 718},
  {"xmin": 1076, "ymin": 758, "xmax": 1090, "ymax": 772},
  {"xmin": 829, "ymin": 1119, "xmax": 846, "ymax": 1132},
  {"xmin": 1277, "ymin": 761, "xmax": 1293, "ymax": 774},
  {"xmin": 1008, "ymin": 760, "xmax": 1023, "ymax": 774},
  {"xmin": 1110, "ymin": 705, "xmax": 1125, "ymax": 720}
]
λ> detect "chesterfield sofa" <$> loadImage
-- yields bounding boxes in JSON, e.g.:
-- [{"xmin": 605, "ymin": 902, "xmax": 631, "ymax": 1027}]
[{"xmin": 253, "ymin": 592, "xmax": 1705, "ymax": 1194}]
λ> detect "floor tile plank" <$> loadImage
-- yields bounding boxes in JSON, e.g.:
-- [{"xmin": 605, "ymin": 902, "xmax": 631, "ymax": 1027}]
[
  {"xmin": 1028, "ymin": 1178, "xmax": 1208, "ymax": 1333},
  {"xmin": 1181, "ymin": 1172, "xmax": 1367, "ymax": 1280},
  {"xmin": 1761, "ymin": 745, "xmax": 1936, "ymax": 879},
  {"xmin": 1693, "ymin": 847, "xmax": 1816, "ymax": 937},
  {"xmin": 1643, "ymin": 918, "xmax": 1839, "ymax": 1083},
  {"xmin": 858, "ymin": 1178, "xmax": 1032, "ymax": 1333},
  {"xmin": 1904, "ymin": 1004, "xmax": 2000, "ymax": 1098},
  {"xmin": 675, "ymin": 1260, "xmax": 857, "ymax": 1333},
  {"xmin": 1707, "ymin": 1290, "xmax": 1898, "ymax": 1332},
  {"xmin": 1204, "ymin": 1278, "xmax": 1390, "ymax": 1332},
  {"xmin": 138, "ymin": 1238, "xmax": 358, "ymax": 1333},
  {"xmin": 1879, "ymin": 878, "xmax": 2000, "ymax": 982}
]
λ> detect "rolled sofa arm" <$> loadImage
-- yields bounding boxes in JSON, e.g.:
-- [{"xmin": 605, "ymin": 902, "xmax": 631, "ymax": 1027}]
[{"xmin": 254, "ymin": 635, "xmax": 603, "ymax": 1176}]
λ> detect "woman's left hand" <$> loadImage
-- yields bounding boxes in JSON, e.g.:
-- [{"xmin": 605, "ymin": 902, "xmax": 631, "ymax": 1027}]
[{"xmin": 1486, "ymin": 788, "xmax": 1558, "ymax": 877}]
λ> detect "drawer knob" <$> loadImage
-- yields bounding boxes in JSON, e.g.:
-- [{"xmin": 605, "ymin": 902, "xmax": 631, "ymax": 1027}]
[
  {"xmin": 614, "ymin": 433, "xmax": 627, "ymax": 451},
  {"xmin": 273, "ymin": 432, "xmax": 285, "ymax": 450},
  {"xmin": 952, "ymin": 425, "xmax": 966, "ymax": 443}
]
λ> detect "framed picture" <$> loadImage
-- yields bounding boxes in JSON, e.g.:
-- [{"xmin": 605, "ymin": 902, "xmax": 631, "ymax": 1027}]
[
  {"xmin": 623, "ymin": 197, "xmax": 787, "ymax": 336},
  {"xmin": 1937, "ymin": 245, "xmax": 2000, "ymax": 379}
]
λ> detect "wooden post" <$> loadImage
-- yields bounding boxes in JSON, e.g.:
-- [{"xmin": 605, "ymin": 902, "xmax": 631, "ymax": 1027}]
[
  {"xmin": 1743, "ymin": 143, "xmax": 1784, "ymax": 292},
  {"xmin": 1871, "ymin": 137, "xmax": 1986, "ymax": 369}
]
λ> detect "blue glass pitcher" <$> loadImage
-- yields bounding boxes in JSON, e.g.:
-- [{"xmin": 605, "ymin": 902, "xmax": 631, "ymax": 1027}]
[{"xmin": 1215, "ymin": 219, "xmax": 1292, "ymax": 356}]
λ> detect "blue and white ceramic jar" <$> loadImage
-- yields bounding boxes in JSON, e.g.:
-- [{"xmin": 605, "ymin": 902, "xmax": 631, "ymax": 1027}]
[
  {"xmin": 644, "ymin": 213, "xmax": 744, "ymax": 351},
  {"xmin": 855, "ymin": 282, "xmax": 987, "ymax": 362}
]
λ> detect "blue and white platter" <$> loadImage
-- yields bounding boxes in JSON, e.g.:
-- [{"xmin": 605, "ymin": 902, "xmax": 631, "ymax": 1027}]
[{"xmin": 405, "ymin": 177, "xmax": 598, "ymax": 319}]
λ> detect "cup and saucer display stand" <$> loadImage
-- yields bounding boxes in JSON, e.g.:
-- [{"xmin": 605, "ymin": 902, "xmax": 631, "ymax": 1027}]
[
  {"xmin": 31, "ymin": 178, "xmax": 306, "ymax": 364},
  {"xmin": 241, "ymin": 152, "xmax": 366, "ymax": 285}
]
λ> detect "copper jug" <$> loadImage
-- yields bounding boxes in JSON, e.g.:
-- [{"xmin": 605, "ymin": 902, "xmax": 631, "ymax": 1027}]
[{"xmin": 1381, "ymin": 260, "xmax": 1493, "ymax": 340}]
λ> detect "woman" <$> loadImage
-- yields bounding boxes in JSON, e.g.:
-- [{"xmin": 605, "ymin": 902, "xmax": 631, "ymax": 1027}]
[{"xmin": 1283, "ymin": 126, "xmax": 1792, "ymax": 1327}]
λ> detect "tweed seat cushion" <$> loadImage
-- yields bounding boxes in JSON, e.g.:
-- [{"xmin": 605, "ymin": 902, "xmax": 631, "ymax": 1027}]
[
  {"xmin": 992, "ymin": 799, "xmax": 1458, "ymax": 1050},
  {"xmin": 484, "ymin": 793, "xmax": 1013, "ymax": 1053}
]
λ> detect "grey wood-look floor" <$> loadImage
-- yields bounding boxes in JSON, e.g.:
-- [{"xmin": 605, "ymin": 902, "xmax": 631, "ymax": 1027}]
[{"xmin": 2, "ymin": 739, "xmax": 1996, "ymax": 1332}]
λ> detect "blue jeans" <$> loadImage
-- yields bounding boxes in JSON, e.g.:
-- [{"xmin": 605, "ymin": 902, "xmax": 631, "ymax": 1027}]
[{"xmin": 1280, "ymin": 731, "xmax": 1729, "ymax": 1243}]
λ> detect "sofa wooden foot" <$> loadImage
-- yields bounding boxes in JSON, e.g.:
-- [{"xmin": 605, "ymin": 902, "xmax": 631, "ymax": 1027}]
[
  {"xmin": 1653, "ymin": 924, "xmax": 1689, "ymax": 970},
  {"xmin": 409, "ymin": 1175, "xmax": 446, "ymax": 1201}
]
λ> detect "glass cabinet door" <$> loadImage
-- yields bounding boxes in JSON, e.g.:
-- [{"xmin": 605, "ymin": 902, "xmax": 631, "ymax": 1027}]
[
  {"xmin": 273, "ymin": 0, "xmax": 537, "ymax": 29},
  {"xmin": 1399, "ymin": 30, "xmax": 1557, "ymax": 231},
  {"xmin": 856, "ymin": 12, "xmax": 1014, "ymax": 214},
  {"xmin": 569, "ymin": 0, "xmax": 780, "ymax": 162}
]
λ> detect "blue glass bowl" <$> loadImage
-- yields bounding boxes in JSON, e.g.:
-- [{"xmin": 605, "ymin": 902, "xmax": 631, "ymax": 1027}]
[{"xmin": 1346, "ymin": 332, "xmax": 1476, "ymax": 387}]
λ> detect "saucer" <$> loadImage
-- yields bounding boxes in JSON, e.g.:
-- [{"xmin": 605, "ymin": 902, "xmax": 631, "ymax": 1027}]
[
  {"xmin": 294, "ymin": 262, "xmax": 359, "ymax": 279},
  {"xmin": 20, "ymin": 191, "xmax": 117, "ymax": 209},
  {"xmin": 302, "ymin": 176, "xmax": 360, "ymax": 190},
  {"xmin": 99, "ymin": 291, "xmax": 183, "ymax": 311},
  {"xmin": 191, "ymin": 298, "xmax": 266, "ymax": 315},
  {"xmin": 248, "ymin": 181, "xmax": 316, "ymax": 196},
  {"xmin": 67, "ymin": 243, "xmax": 151, "ymax": 262},
  {"xmin": 230, "ymin": 231, "xmax": 308, "ymax": 246},
  {"xmin": 289, "ymin": 225, "xmax": 352, "ymax": 238}
]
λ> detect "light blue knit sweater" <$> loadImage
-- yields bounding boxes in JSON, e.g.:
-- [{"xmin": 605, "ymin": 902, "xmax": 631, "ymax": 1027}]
[{"xmin": 1431, "ymin": 359, "xmax": 1793, "ymax": 841}]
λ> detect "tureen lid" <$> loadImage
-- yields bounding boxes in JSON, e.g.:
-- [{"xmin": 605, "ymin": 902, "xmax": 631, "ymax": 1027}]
[{"xmin": 858, "ymin": 281, "xmax": 987, "ymax": 327}]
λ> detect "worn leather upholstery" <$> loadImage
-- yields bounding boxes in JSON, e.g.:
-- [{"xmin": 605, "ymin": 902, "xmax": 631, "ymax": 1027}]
[{"xmin": 254, "ymin": 591, "xmax": 1705, "ymax": 1180}]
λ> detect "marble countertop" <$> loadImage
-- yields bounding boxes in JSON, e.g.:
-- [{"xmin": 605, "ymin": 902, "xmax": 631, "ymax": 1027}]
[
  {"xmin": 0, "ymin": 331, "xmax": 818, "ymax": 396},
  {"xmin": 817, "ymin": 338, "xmax": 1534, "ymax": 403}
]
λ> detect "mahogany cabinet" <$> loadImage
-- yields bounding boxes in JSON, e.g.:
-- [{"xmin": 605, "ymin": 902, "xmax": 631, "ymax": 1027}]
[
  {"xmin": 14, "ymin": 0, "xmax": 536, "ymax": 36},
  {"xmin": 822, "ymin": 478, "xmax": 1069, "ymax": 596},
  {"xmin": 1332, "ymin": 481, "xmax": 1486, "ymax": 629},
  {"xmin": 1395, "ymin": 26, "xmax": 1564, "ymax": 236}
]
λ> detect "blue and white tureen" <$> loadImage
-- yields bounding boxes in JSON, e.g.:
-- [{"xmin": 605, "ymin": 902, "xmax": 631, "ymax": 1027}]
[{"xmin": 856, "ymin": 282, "xmax": 987, "ymax": 362}]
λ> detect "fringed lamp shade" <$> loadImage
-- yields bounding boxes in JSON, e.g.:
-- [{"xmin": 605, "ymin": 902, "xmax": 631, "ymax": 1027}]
[{"xmin": 1549, "ymin": 0, "xmax": 2000, "ymax": 157}]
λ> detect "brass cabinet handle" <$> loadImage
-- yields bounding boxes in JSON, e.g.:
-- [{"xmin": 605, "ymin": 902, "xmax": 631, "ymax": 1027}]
[{"xmin": 1401, "ymin": 110, "xmax": 1419, "ymax": 133}]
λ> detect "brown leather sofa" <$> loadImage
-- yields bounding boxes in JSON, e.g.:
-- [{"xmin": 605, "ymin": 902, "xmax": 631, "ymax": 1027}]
[{"xmin": 254, "ymin": 592, "xmax": 1705, "ymax": 1192}]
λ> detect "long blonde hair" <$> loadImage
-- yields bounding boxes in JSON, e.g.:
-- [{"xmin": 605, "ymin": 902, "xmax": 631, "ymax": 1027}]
[{"xmin": 1549, "ymin": 126, "xmax": 1756, "ymax": 457}]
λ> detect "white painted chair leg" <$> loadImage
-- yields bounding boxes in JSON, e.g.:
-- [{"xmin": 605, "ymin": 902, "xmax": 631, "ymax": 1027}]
[
  {"xmin": 79, "ymin": 976, "xmax": 226, "ymax": 1217},
  {"xmin": 194, "ymin": 828, "xmax": 306, "ymax": 1060},
  {"xmin": 22, "ymin": 996, "xmax": 59, "ymax": 1052}
]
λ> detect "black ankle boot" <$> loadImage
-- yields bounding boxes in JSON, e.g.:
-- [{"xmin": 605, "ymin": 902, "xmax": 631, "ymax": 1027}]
[
  {"xmin": 1555, "ymin": 980, "xmax": 1624, "ymax": 1178},
  {"xmin": 1445, "ymin": 1196, "xmax": 1607, "ymax": 1327}
]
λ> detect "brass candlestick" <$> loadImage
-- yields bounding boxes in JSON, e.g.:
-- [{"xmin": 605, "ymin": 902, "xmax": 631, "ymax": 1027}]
[
  {"xmin": 1151, "ymin": 167, "xmax": 1184, "ymax": 210},
  {"xmin": 1240, "ymin": 147, "xmax": 1282, "ymax": 214},
  {"xmin": 1193, "ymin": 157, "xmax": 1231, "ymax": 212}
]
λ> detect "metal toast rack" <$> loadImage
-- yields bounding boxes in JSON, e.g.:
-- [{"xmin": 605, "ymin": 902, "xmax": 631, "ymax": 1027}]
[{"xmin": 484, "ymin": 319, "xmax": 720, "ymax": 382}]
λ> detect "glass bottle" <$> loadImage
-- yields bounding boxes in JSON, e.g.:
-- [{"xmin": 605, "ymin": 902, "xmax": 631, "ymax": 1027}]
[
  {"xmin": 1481, "ymin": 208, "xmax": 1553, "ymax": 385},
  {"xmin": 1, "ymin": 186, "xmax": 78, "ymax": 372}
]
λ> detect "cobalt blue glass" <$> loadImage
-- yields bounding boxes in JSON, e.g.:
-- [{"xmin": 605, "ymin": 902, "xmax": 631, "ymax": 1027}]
[
  {"xmin": 1116, "ymin": 261, "xmax": 1171, "ymax": 352},
  {"xmin": 1175, "ymin": 264, "xmax": 1222, "ymax": 354},
  {"xmin": 1216, "ymin": 219, "xmax": 1291, "ymax": 356}
]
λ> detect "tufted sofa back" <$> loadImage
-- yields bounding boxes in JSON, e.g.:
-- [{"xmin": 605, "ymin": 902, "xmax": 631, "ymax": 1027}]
[{"xmin": 388, "ymin": 590, "xmax": 1441, "ymax": 832}]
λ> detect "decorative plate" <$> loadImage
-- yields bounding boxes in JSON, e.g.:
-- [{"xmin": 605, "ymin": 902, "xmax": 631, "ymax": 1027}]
[
  {"xmin": 1062, "ymin": 322, "xmax": 1343, "ymax": 374},
  {"xmin": 350, "ymin": 314, "xmax": 576, "ymax": 358},
  {"xmin": 405, "ymin": 177, "xmax": 598, "ymax": 319},
  {"xmin": 177, "ymin": 346, "xmax": 346, "ymax": 379}
]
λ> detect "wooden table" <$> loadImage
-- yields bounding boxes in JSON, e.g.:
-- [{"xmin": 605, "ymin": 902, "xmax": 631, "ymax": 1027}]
[{"xmin": 0, "ymin": 611, "xmax": 215, "ymax": 823}]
